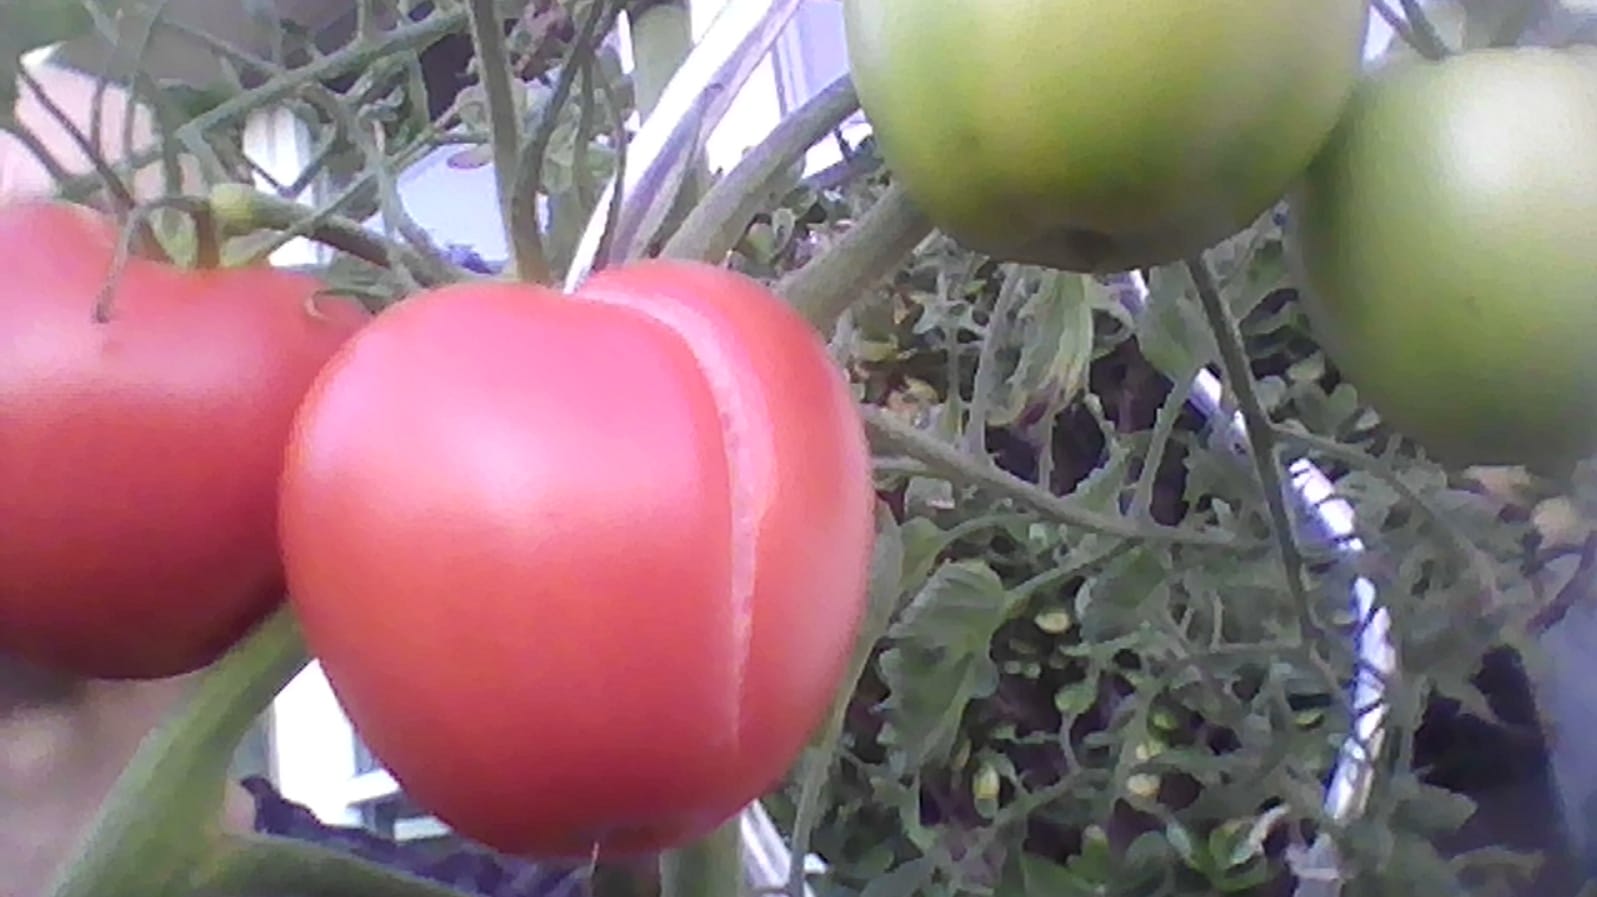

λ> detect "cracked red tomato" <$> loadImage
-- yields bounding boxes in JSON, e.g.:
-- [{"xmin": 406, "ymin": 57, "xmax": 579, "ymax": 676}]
[
  {"xmin": 0, "ymin": 201, "xmax": 369, "ymax": 679},
  {"xmin": 279, "ymin": 259, "xmax": 875, "ymax": 858}
]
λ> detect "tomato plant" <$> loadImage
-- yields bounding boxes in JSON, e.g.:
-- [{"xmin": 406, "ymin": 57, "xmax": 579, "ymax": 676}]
[
  {"xmin": 278, "ymin": 259, "xmax": 875, "ymax": 858},
  {"xmin": 0, "ymin": 201, "xmax": 369, "ymax": 679},
  {"xmin": 1291, "ymin": 47, "xmax": 1597, "ymax": 472},
  {"xmin": 842, "ymin": 0, "xmax": 1371, "ymax": 274}
]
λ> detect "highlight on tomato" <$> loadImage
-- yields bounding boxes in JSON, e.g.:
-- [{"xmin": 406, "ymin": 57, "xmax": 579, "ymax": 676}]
[
  {"xmin": 843, "ymin": 0, "xmax": 1371, "ymax": 274},
  {"xmin": 0, "ymin": 200, "xmax": 370, "ymax": 679},
  {"xmin": 1291, "ymin": 46, "xmax": 1597, "ymax": 473},
  {"xmin": 278, "ymin": 259, "xmax": 876, "ymax": 858}
]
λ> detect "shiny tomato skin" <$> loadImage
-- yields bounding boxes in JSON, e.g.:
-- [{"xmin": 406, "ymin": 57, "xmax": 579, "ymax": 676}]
[
  {"xmin": 843, "ymin": 0, "xmax": 1370, "ymax": 273},
  {"xmin": 1291, "ymin": 48, "xmax": 1597, "ymax": 472},
  {"xmin": 0, "ymin": 201, "xmax": 369, "ymax": 679},
  {"xmin": 279, "ymin": 260, "xmax": 874, "ymax": 858}
]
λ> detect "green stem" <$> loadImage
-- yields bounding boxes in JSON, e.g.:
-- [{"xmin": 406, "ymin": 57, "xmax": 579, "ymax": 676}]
[
  {"xmin": 628, "ymin": 1, "xmax": 706, "ymax": 230},
  {"xmin": 1183, "ymin": 257, "xmax": 1316, "ymax": 625},
  {"xmin": 661, "ymin": 820, "xmax": 744, "ymax": 897},
  {"xmin": 629, "ymin": 1, "xmax": 695, "ymax": 120},
  {"xmin": 664, "ymin": 75, "xmax": 859, "ymax": 264},
  {"xmin": 1272, "ymin": 423, "xmax": 1501, "ymax": 607},
  {"xmin": 862, "ymin": 406, "xmax": 1241, "ymax": 549},
  {"xmin": 207, "ymin": 183, "xmax": 460, "ymax": 284},
  {"xmin": 193, "ymin": 833, "xmax": 480, "ymax": 897},
  {"xmin": 510, "ymin": 0, "xmax": 617, "ymax": 283},
  {"xmin": 467, "ymin": 0, "xmax": 547, "ymax": 283},
  {"xmin": 778, "ymin": 182, "xmax": 934, "ymax": 333},
  {"xmin": 44, "ymin": 607, "xmax": 310, "ymax": 897},
  {"xmin": 963, "ymin": 266, "xmax": 1028, "ymax": 456}
]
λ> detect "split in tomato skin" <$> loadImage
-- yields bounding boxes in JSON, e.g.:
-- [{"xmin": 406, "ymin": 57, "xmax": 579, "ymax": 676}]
[
  {"xmin": 0, "ymin": 201, "xmax": 369, "ymax": 679},
  {"xmin": 278, "ymin": 260, "xmax": 875, "ymax": 858}
]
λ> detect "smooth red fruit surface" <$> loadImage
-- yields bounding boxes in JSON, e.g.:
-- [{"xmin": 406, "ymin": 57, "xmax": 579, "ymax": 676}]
[
  {"xmin": 279, "ymin": 260, "xmax": 874, "ymax": 858},
  {"xmin": 0, "ymin": 201, "xmax": 368, "ymax": 679}
]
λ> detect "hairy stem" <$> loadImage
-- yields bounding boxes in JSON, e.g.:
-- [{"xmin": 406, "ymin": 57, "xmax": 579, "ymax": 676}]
[
  {"xmin": 661, "ymin": 820, "xmax": 744, "ymax": 897},
  {"xmin": 44, "ymin": 609, "xmax": 310, "ymax": 897},
  {"xmin": 208, "ymin": 183, "xmax": 459, "ymax": 285},
  {"xmin": 1184, "ymin": 257, "xmax": 1316, "ymax": 623},
  {"xmin": 778, "ymin": 182, "xmax": 933, "ymax": 334}
]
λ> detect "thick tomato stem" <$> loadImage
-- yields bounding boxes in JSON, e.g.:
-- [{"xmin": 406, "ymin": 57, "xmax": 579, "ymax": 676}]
[{"xmin": 43, "ymin": 609, "xmax": 310, "ymax": 897}]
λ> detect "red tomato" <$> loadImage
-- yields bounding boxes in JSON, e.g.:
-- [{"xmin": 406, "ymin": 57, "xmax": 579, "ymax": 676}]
[
  {"xmin": 0, "ymin": 201, "xmax": 368, "ymax": 679},
  {"xmin": 279, "ymin": 260, "xmax": 874, "ymax": 857}
]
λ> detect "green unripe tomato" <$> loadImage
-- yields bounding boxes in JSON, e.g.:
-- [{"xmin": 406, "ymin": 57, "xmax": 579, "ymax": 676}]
[
  {"xmin": 841, "ymin": 0, "xmax": 1371, "ymax": 274},
  {"xmin": 1291, "ymin": 48, "xmax": 1597, "ymax": 473}
]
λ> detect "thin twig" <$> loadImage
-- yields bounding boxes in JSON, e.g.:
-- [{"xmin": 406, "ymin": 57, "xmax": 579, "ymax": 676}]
[
  {"xmin": 467, "ymin": 0, "xmax": 547, "ymax": 282},
  {"xmin": 964, "ymin": 266, "xmax": 1028, "ymax": 456},
  {"xmin": 1273, "ymin": 424, "xmax": 1503, "ymax": 614},
  {"xmin": 58, "ymin": 9, "xmax": 468, "ymax": 204},
  {"xmin": 207, "ymin": 184, "xmax": 457, "ymax": 285},
  {"xmin": 13, "ymin": 65, "xmax": 138, "ymax": 212},
  {"xmin": 509, "ymin": 0, "xmax": 617, "ymax": 282}
]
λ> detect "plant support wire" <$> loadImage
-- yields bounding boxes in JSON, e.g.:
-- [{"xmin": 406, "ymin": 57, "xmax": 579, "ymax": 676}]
[
  {"xmin": 1111, "ymin": 271, "xmax": 1395, "ymax": 897},
  {"xmin": 563, "ymin": 0, "xmax": 1397, "ymax": 893}
]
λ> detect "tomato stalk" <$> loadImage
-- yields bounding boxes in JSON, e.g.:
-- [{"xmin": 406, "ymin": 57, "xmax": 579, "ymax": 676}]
[
  {"xmin": 774, "ymin": 182, "xmax": 932, "ymax": 332},
  {"xmin": 1183, "ymin": 256, "xmax": 1316, "ymax": 632},
  {"xmin": 625, "ymin": 0, "xmax": 708, "ymax": 251},
  {"xmin": 509, "ymin": 0, "xmax": 620, "ymax": 278},
  {"xmin": 206, "ymin": 183, "xmax": 459, "ymax": 285},
  {"xmin": 629, "ymin": 1, "xmax": 696, "ymax": 120},
  {"xmin": 465, "ymin": 0, "xmax": 549, "ymax": 284},
  {"xmin": 42, "ymin": 608, "xmax": 308, "ymax": 897},
  {"xmin": 10, "ymin": 62, "xmax": 140, "ymax": 215},
  {"xmin": 41, "ymin": 605, "xmax": 492, "ymax": 897},
  {"xmin": 661, "ymin": 820, "xmax": 745, "ymax": 897},
  {"xmin": 54, "ymin": 10, "xmax": 469, "ymax": 206}
]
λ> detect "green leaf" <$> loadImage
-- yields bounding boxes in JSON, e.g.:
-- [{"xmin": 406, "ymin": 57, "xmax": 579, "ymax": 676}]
[
  {"xmin": 1074, "ymin": 545, "xmax": 1172, "ymax": 641},
  {"xmin": 1, "ymin": 0, "xmax": 98, "ymax": 118},
  {"xmin": 996, "ymin": 851, "xmax": 1098, "ymax": 897},
  {"xmin": 990, "ymin": 271, "xmax": 1094, "ymax": 427},
  {"xmin": 879, "ymin": 560, "xmax": 1022, "ymax": 770},
  {"xmin": 1, "ymin": 0, "xmax": 95, "ymax": 58},
  {"xmin": 859, "ymin": 856, "xmax": 937, "ymax": 897},
  {"xmin": 1134, "ymin": 265, "xmax": 1216, "ymax": 383},
  {"xmin": 889, "ymin": 559, "xmax": 1014, "ymax": 653}
]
